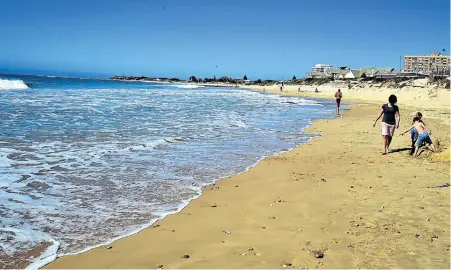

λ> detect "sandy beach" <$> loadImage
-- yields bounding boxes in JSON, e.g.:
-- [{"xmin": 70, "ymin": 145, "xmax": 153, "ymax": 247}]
[{"xmin": 47, "ymin": 84, "xmax": 450, "ymax": 269}]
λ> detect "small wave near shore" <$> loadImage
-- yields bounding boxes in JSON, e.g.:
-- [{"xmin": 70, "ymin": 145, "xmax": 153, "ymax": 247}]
[{"xmin": 0, "ymin": 78, "xmax": 30, "ymax": 90}]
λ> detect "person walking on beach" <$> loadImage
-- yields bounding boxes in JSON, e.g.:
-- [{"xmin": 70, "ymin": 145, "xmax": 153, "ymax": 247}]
[
  {"xmin": 373, "ymin": 94, "xmax": 400, "ymax": 155},
  {"xmin": 334, "ymin": 89, "xmax": 342, "ymax": 115},
  {"xmin": 401, "ymin": 116, "xmax": 436, "ymax": 157},
  {"xmin": 409, "ymin": 112, "xmax": 430, "ymax": 154}
]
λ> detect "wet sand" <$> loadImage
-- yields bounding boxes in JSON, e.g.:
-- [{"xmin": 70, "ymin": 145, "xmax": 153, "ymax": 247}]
[{"xmin": 47, "ymin": 98, "xmax": 450, "ymax": 269}]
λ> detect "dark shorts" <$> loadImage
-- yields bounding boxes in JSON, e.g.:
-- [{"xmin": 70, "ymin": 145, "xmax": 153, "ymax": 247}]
[
  {"xmin": 336, "ymin": 99, "xmax": 341, "ymax": 106},
  {"xmin": 416, "ymin": 132, "xmax": 432, "ymax": 146}
]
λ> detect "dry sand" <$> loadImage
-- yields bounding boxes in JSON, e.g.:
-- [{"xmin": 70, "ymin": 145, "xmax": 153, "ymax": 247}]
[
  {"xmin": 243, "ymin": 79, "xmax": 450, "ymax": 120},
  {"xmin": 47, "ymin": 87, "xmax": 450, "ymax": 269}
]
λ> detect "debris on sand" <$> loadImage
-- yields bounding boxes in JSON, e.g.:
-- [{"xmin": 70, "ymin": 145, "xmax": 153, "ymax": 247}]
[
  {"xmin": 428, "ymin": 183, "xmax": 450, "ymax": 188},
  {"xmin": 313, "ymin": 250, "xmax": 324, "ymax": 258}
]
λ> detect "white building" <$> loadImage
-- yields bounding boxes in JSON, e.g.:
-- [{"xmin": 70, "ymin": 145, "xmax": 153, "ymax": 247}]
[{"xmin": 311, "ymin": 64, "xmax": 333, "ymax": 75}]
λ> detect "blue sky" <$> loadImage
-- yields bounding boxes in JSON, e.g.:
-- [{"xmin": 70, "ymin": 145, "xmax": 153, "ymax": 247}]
[{"xmin": 0, "ymin": 0, "xmax": 449, "ymax": 79}]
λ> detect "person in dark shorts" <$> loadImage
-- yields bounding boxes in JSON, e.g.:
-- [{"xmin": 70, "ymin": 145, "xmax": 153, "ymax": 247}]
[
  {"xmin": 401, "ymin": 116, "xmax": 436, "ymax": 157},
  {"xmin": 334, "ymin": 89, "xmax": 342, "ymax": 115},
  {"xmin": 373, "ymin": 95, "xmax": 400, "ymax": 155}
]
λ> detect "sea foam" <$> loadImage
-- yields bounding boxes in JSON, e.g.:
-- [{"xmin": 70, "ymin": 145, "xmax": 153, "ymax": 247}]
[
  {"xmin": 0, "ymin": 76, "xmax": 337, "ymax": 268},
  {"xmin": 173, "ymin": 84, "xmax": 204, "ymax": 89},
  {"xmin": 0, "ymin": 78, "xmax": 29, "ymax": 90}
]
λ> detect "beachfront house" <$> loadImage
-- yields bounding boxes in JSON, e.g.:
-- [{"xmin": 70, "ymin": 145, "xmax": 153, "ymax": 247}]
[
  {"xmin": 344, "ymin": 69, "xmax": 366, "ymax": 79},
  {"xmin": 358, "ymin": 67, "xmax": 395, "ymax": 78},
  {"xmin": 375, "ymin": 70, "xmax": 427, "ymax": 79},
  {"xmin": 360, "ymin": 67, "xmax": 377, "ymax": 77},
  {"xmin": 307, "ymin": 71, "xmax": 331, "ymax": 78},
  {"xmin": 307, "ymin": 63, "xmax": 398, "ymax": 80},
  {"xmin": 307, "ymin": 64, "xmax": 333, "ymax": 78},
  {"xmin": 331, "ymin": 68, "xmax": 349, "ymax": 79}
]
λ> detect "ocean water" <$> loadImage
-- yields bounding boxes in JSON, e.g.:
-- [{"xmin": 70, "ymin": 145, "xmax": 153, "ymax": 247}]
[{"xmin": 0, "ymin": 74, "xmax": 336, "ymax": 268}]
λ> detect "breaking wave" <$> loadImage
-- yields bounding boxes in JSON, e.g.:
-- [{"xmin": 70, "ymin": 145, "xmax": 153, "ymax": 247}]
[
  {"xmin": 0, "ymin": 78, "xmax": 29, "ymax": 90},
  {"xmin": 173, "ymin": 84, "xmax": 203, "ymax": 89}
]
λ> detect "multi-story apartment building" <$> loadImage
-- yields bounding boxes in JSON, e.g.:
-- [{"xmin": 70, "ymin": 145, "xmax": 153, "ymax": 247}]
[{"xmin": 404, "ymin": 52, "xmax": 450, "ymax": 74}]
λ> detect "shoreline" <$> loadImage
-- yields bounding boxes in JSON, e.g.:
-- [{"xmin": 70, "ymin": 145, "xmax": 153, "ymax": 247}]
[
  {"xmin": 27, "ymin": 93, "xmax": 337, "ymax": 268},
  {"xmin": 44, "ymin": 104, "xmax": 339, "ymax": 269},
  {"xmin": 35, "ymin": 125, "xmax": 320, "ymax": 269},
  {"xmin": 47, "ymin": 89, "xmax": 450, "ymax": 268}
]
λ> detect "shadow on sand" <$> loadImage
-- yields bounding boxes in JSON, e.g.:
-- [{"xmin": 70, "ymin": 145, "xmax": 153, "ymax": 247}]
[{"xmin": 389, "ymin": 147, "xmax": 412, "ymax": 154}]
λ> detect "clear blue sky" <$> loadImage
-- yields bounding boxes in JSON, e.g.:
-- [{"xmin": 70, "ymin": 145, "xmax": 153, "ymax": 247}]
[{"xmin": 0, "ymin": 0, "xmax": 449, "ymax": 79}]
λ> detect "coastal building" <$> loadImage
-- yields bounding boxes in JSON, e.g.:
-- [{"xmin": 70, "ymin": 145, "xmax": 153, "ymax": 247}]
[
  {"xmin": 307, "ymin": 71, "xmax": 331, "ymax": 78},
  {"xmin": 404, "ymin": 52, "xmax": 450, "ymax": 75},
  {"xmin": 307, "ymin": 64, "xmax": 397, "ymax": 79},
  {"xmin": 307, "ymin": 64, "xmax": 333, "ymax": 78},
  {"xmin": 311, "ymin": 64, "xmax": 333, "ymax": 74},
  {"xmin": 360, "ymin": 67, "xmax": 395, "ymax": 77},
  {"xmin": 331, "ymin": 67, "xmax": 349, "ymax": 79},
  {"xmin": 344, "ymin": 69, "xmax": 365, "ymax": 79}
]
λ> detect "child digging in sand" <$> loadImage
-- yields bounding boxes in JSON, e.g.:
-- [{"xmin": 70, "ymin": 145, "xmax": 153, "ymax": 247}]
[
  {"xmin": 401, "ymin": 116, "xmax": 436, "ymax": 157},
  {"xmin": 409, "ymin": 112, "xmax": 430, "ymax": 154}
]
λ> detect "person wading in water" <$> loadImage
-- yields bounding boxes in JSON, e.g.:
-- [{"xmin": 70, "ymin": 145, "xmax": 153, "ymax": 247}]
[{"xmin": 334, "ymin": 89, "xmax": 342, "ymax": 115}]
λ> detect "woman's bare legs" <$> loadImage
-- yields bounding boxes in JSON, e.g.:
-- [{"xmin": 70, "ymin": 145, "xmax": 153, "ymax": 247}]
[
  {"xmin": 387, "ymin": 136, "xmax": 393, "ymax": 152},
  {"xmin": 382, "ymin": 136, "xmax": 388, "ymax": 154}
]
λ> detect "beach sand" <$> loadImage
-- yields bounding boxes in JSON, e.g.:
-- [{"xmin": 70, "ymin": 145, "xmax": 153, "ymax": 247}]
[
  {"xmin": 243, "ymin": 79, "xmax": 450, "ymax": 117},
  {"xmin": 47, "ymin": 88, "xmax": 450, "ymax": 269}
]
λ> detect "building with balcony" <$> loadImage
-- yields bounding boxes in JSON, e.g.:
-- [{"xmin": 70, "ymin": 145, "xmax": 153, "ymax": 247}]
[
  {"xmin": 307, "ymin": 64, "xmax": 333, "ymax": 78},
  {"xmin": 404, "ymin": 52, "xmax": 450, "ymax": 75}
]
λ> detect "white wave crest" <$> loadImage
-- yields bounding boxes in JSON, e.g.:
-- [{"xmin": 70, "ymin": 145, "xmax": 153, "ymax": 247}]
[
  {"xmin": 173, "ymin": 84, "xmax": 203, "ymax": 89},
  {"xmin": 281, "ymin": 97, "xmax": 321, "ymax": 105},
  {"xmin": 0, "ymin": 78, "xmax": 29, "ymax": 90}
]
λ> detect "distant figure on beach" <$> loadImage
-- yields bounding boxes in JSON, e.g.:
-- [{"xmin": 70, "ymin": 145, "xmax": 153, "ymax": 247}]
[
  {"xmin": 315, "ymin": 88, "xmax": 319, "ymax": 93},
  {"xmin": 409, "ymin": 112, "xmax": 430, "ymax": 154},
  {"xmin": 373, "ymin": 94, "xmax": 400, "ymax": 155},
  {"xmin": 298, "ymin": 87, "xmax": 301, "ymax": 93},
  {"xmin": 334, "ymin": 89, "xmax": 342, "ymax": 115},
  {"xmin": 280, "ymin": 85, "xmax": 283, "ymax": 92},
  {"xmin": 401, "ymin": 116, "xmax": 436, "ymax": 157}
]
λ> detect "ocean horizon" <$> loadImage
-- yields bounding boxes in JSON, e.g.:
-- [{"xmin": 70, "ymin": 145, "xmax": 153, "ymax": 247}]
[{"xmin": 0, "ymin": 74, "xmax": 337, "ymax": 268}]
